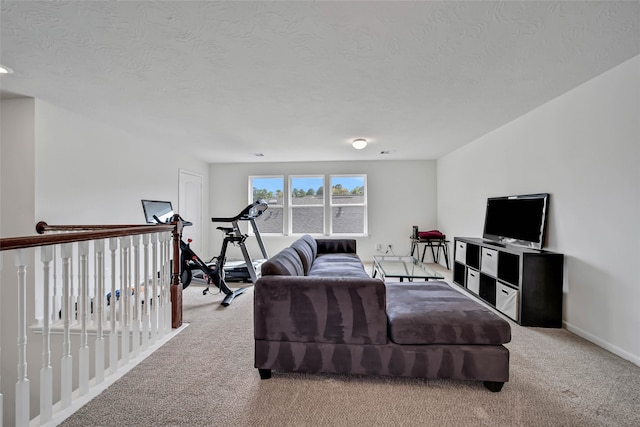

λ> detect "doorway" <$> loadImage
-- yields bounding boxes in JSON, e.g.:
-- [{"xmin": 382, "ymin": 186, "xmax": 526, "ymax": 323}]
[{"xmin": 179, "ymin": 170, "xmax": 203, "ymax": 255}]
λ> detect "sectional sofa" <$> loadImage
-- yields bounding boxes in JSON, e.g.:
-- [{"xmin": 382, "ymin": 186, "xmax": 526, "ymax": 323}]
[{"xmin": 253, "ymin": 235, "xmax": 511, "ymax": 391}]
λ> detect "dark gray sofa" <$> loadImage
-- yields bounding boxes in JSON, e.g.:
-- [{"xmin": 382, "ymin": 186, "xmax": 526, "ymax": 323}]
[{"xmin": 254, "ymin": 235, "xmax": 511, "ymax": 392}]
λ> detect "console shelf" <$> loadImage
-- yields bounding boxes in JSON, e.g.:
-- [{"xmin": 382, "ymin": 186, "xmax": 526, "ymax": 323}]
[{"xmin": 453, "ymin": 237, "xmax": 564, "ymax": 328}]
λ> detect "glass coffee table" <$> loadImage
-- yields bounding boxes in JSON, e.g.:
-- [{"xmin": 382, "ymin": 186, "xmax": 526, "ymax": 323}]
[{"xmin": 372, "ymin": 256, "xmax": 444, "ymax": 282}]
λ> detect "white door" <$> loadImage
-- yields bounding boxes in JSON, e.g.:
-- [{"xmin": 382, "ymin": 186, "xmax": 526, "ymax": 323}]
[{"xmin": 179, "ymin": 170, "xmax": 203, "ymax": 255}]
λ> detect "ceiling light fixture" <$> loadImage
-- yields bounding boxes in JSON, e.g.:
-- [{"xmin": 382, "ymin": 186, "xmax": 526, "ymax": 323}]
[
  {"xmin": 352, "ymin": 138, "xmax": 367, "ymax": 150},
  {"xmin": 0, "ymin": 65, "xmax": 14, "ymax": 74}
]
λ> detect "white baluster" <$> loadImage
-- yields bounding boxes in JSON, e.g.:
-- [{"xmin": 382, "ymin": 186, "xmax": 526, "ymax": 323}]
[
  {"xmin": 120, "ymin": 236, "xmax": 131, "ymax": 364},
  {"xmin": 78, "ymin": 241, "xmax": 90, "ymax": 395},
  {"xmin": 109, "ymin": 238, "xmax": 118, "ymax": 375},
  {"xmin": 141, "ymin": 234, "xmax": 150, "ymax": 351},
  {"xmin": 132, "ymin": 235, "xmax": 141, "ymax": 357},
  {"xmin": 90, "ymin": 243, "xmax": 98, "ymax": 328},
  {"xmin": 164, "ymin": 232, "xmax": 172, "ymax": 333},
  {"xmin": 1, "ymin": 253, "xmax": 4, "ymax": 427},
  {"xmin": 51, "ymin": 245, "xmax": 58, "ymax": 325},
  {"xmin": 157, "ymin": 233, "xmax": 166, "ymax": 337},
  {"xmin": 162, "ymin": 232, "xmax": 171, "ymax": 335},
  {"xmin": 40, "ymin": 246, "xmax": 54, "ymax": 423},
  {"xmin": 60, "ymin": 243, "xmax": 73, "ymax": 409},
  {"xmin": 150, "ymin": 233, "xmax": 158, "ymax": 344},
  {"xmin": 13, "ymin": 249, "xmax": 31, "ymax": 426},
  {"xmin": 94, "ymin": 239, "xmax": 106, "ymax": 385}
]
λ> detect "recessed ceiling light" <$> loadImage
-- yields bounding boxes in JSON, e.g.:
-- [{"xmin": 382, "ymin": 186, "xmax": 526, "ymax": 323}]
[
  {"xmin": 352, "ymin": 138, "xmax": 367, "ymax": 150},
  {"xmin": 0, "ymin": 65, "xmax": 14, "ymax": 74}
]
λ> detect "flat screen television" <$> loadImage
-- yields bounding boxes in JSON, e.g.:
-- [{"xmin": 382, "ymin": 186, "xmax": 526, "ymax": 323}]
[
  {"xmin": 482, "ymin": 193, "xmax": 550, "ymax": 250},
  {"xmin": 141, "ymin": 200, "xmax": 174, "ymax": 224}
]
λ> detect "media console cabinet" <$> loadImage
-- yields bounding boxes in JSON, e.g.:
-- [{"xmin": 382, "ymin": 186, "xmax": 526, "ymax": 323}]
[{"xmin": 452, "ymin": 237, "xmax": 564, "ymax": 328}]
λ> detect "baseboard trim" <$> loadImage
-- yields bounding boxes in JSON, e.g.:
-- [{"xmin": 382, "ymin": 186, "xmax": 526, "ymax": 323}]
[{"xmin": 563, "ymin": 321, "xmax": 640, "ymax": 368}]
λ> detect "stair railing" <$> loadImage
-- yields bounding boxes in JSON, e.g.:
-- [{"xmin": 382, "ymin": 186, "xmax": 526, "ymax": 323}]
[{"xmin": 0, "ymin": 218, "xmax": 184, "ymax": 426}]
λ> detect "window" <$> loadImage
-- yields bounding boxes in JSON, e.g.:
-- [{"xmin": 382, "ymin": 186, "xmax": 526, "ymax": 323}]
[
  {"xmin": 250, "ymin": 176, "xmax": 284, "ymax": 234},
  {"xmin": 249, "ymin": 174, "xmax": 367, "ymax": 236},
  {"xmin": 330, "ymin": 175, "xmax": 367, "ymax": 234},
  {"xmin": 290, "ymin": 176, "xmax": 324, "ymax": 234}
]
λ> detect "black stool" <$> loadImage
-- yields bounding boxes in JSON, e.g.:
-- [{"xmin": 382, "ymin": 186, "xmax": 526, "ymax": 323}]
[{"xmin": 410, "ymin": 238, "xmax": 450, "ymax": 270}]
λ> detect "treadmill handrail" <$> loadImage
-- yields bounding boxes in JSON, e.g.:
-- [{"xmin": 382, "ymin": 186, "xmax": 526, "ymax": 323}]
[{"xmin": 211, "ymin": 199, "xmax": 269, "ymax": 223}]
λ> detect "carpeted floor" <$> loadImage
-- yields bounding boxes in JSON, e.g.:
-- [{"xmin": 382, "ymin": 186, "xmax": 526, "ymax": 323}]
[{"xmin": 61, "ymin": 268, "xmax": 640, "ymax": 426}]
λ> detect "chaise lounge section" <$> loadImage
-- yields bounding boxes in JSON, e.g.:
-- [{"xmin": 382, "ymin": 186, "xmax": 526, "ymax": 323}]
[{"xmin": 254, "ymin": 235, "xmax": 511, "ymax": 391}]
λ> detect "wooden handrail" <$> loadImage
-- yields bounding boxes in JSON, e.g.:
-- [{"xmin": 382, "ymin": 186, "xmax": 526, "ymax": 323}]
[
  {"xmin": 35, "ymin": 221, "xmax": 156, "ymax": 232},
  {"xmin": 1, "ymin": 222, "xmax": 174, "ymax": 251}
]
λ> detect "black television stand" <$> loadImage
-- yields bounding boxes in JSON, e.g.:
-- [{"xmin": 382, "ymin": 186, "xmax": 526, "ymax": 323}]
[{"xmin": 452, "ymin": 237, "xmax": 564, "ymax": 328}]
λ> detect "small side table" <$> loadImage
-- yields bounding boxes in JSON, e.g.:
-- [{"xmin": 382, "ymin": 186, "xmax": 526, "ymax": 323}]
[{"xmin": 410, "ymin": 238, "xmax": 450, "ymax": 270}]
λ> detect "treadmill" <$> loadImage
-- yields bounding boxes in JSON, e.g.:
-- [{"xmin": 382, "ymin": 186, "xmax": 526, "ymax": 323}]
[{"xmin": 210, "ymin": 199, "xmax": 269, "ymax": 283}]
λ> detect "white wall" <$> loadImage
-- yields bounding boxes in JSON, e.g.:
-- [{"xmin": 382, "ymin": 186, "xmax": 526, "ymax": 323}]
[
  {"xmin": 1, "ymin": 98, "xmax": 36, "ymax": 237},
  {"xmin": 34, "ymin": 100, "xmax": 210, "ymax": 232},
  {"xmin": 437, "ymin": 55, "xmax": 640, "ymax": 366},
  {"xmin": 209, "ymin": 160, "xmax": 438, "ymax": 262},
  {"xmin": 1, "ymin": 98, "xmax": 37, "ymax": 426},
  {"xmin": 1, "ymin": 98, "xmax": 210, "ymax": 238}
]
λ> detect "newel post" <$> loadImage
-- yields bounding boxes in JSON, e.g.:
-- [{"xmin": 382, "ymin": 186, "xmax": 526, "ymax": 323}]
[{"xmin": 170, "ymin": 215, "xmax": 183, "ymax": 328}]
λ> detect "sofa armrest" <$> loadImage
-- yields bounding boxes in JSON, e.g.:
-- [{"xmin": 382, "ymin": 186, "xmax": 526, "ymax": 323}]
[
  {"xmin": 316, "ymin": 239, "xmax": 357, "ymax": 254},
  {"xmin": 254, "ymin": 275, "xmax": 387, "ymax": 345}
]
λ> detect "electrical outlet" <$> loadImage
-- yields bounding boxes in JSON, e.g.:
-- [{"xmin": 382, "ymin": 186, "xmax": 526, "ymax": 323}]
[{"xmin": 375, "ymin": 243, "xmax": 381, "ymax": 250}]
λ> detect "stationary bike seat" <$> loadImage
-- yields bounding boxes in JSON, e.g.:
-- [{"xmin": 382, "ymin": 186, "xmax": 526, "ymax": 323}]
[{"xmin": 216, "ymin": 226, "xmax": 235, "ymax": 235}]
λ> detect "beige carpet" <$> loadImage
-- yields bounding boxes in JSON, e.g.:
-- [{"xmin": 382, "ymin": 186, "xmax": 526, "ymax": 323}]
[{"xmin": 61, "ymin": 272, "xmax": 640, "ymax": 426}]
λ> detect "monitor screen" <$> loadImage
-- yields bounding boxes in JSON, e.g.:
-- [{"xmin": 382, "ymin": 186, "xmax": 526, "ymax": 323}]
[
  {"xmin": 141, "ymin": 200, "xmax": 174, "ymax": 224},
  {"xmin": 483, "ymin": 193, "xmax": 549, "ymax": 249}
]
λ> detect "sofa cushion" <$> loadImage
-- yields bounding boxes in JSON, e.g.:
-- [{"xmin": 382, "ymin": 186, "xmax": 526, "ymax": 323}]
[
  {"xmin": 316, "ymin": 239, "xmax": 356, "ymax": 254},
  {"xmin": 386, "ymin": 282, "xmax": 511, "ymax": 345},
  {"xmin": 261, "ymin": 247, "xmax": 305, "ymax": 276},
  {"xmin": 309, "ymin": 253, "xmax": 369, "ymax": 278},
  {"xmin": 291, "ymin": 237, "xmax": 316, "ymax": 275},
  {"xmin": 298, "ymin": 234, "xmax": 318, "ymax": 259}
]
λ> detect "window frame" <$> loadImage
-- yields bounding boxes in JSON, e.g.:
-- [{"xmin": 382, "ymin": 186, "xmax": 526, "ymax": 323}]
[
  {"xmin": 248, "ymin": 175, "xmax": 285, "ymax": 235},
  {"xmin": 248, "ymin": 173, "xmax": 368, "ymax": 236},
  {"xmin": 329, "ymin": 174, "xmax": 368, "ymax": 236},
  {"xmin": 288, "ymin": 175, "xmax": 325, "ymax": 236}
]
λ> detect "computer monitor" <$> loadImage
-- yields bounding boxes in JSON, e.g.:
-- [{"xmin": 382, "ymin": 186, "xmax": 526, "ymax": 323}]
[{"xmin": 141, "ymin": 200, "xmax": 174, "ymax": 224}]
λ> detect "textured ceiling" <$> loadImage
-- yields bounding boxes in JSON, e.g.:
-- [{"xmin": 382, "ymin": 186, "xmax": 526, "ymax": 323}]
[{"xmin": 1, "ymin": 1, "xmax": 639, "ymax": 163}]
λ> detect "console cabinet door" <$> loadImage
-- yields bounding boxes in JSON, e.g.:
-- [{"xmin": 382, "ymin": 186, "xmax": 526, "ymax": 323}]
[
  {"xmin": 455, "ymin": 241, "xmax": 466, "ymax": 263},
  {"xmin": 466, "ymin": 268, "xmax": 480, "ymax": 294},
  {"xmin": 481, "ymin": 248, "xmax": 498, "ymax": 277},
  {"xmin": 496, "ymin": 283, "xmax": 519, "ymax": 321}
]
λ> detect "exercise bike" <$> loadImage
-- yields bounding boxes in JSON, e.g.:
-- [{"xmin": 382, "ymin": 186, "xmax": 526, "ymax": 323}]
[
  {"xmin": 179, "ymin": 236, "xmax": 245, "ymax": 307},
  {"xmin": 179, "ymin": 199, "xmax": 269, "ymax": 306}
]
